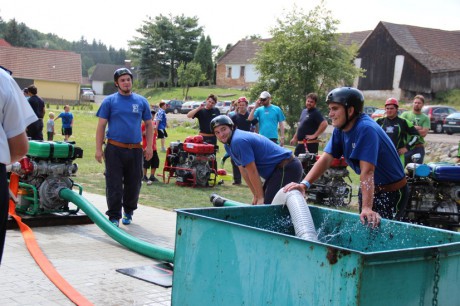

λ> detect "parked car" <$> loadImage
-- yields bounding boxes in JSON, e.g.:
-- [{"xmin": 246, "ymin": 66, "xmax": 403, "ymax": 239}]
[
  {"xmin": 370, "ymin": 108, "xmax": 386, "ymax": 119},
  {"xmin": 180, "ymin": 101, "xmax": 203, "ymax": 114},
  {"xmin": 443, "ymin": 112, "xmax": 460, "ymax": 135},
  {"xmin": 421, "ymin": 105, "xmax": 458, "ymax": 134},
  {"xmin": 216, "ymin": 101, "xmax": 232, "ymax": 114},
  {"xmin": 363, "ymin": 106, "xmax": 378, "ymax": 116},
  {"xmin": 81, "ymin": 90, "xmax": 95, "ymax": 102},
  {"xmin": 165, "ymin": 100, "xmax": 183, "ymax": 114}
]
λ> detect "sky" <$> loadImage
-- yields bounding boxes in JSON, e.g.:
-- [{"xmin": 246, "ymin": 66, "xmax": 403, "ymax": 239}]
[{"xmin": 1, "ymin": 0, "xmax": 459, "ymax": 52}]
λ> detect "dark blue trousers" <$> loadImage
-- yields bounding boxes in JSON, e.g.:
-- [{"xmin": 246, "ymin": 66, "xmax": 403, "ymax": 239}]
[{"xmin": 104, "ymin": 144, "xmax": 143, "ymax": 220}]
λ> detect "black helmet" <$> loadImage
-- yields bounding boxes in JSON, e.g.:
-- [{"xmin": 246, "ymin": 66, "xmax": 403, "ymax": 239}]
[
  {"xmin": 326, "ymin": 87, "xmax": 364, "ymax": 114},
  {"xmin": 114, "ymin": 68, "xmax": 133, "ymax": 82},
  {"xmin": 210, "ymin": 115, "xmax": 234, "ymax": 131}
]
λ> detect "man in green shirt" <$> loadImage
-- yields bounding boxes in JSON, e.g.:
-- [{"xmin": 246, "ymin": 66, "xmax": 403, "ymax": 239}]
[{"xmin": 400, "ymin": 95, "xmax": 430, "ymax": 165}]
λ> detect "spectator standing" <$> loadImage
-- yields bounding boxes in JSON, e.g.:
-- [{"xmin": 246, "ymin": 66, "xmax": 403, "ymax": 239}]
[
  {"xmin": 248, "ymin": 91, "xmax": 286, "ymax": 146},
  {"xmin": 376, "ymin": 98, "xmax": 420, "ymax": 165},
  {"xmin": 54, "ymin": 105, "xmax": 74, "ymax": 142},
  {"xmin": 95, "ymin": 68, "xmax": 153, "ymax": 227},
  {"xmin": 284, "ymin": 87, "xmax": 408, "ymax": 227},
  {"xmin": 400, "ymin": 95, "xmax": 430, "ymax": 165},
  {"xmin": 26, "ymin": 85, "xmax": 45, "ymax": 140},
  {"xmin": 187, "ymin": 94, "xmax": 221, "ymax": 145},
  {"xmin": 228, "ymin": 96, "xmax": 259, "ymax": 185},
  {"xmin": 142, "ymin": 110, "xmax": 160, "ymax": 184},
  {"xmin": 0, "ymin": 66, "xmax": 37, "ymax": 263},
  {"xmin": 156, "ymin": 101, "xmax": 168, "ymax": 152},
  {"xmin": 212, "ymin": 115, "xmax": 302, "ymax": 204},
  {"xmin": 47, "ymin": 112, "xmax": 55, "ymax": 141},
  {"xmin": 290, "ymin": 93, "xmax": 328, "ymax": 155}
]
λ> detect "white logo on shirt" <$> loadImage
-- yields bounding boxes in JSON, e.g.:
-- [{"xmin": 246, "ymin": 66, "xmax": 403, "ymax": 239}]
[
  {"xmin": 132, "ymin": 104, "xmax": 139, "ymax": 113},
  {"xmin": 385, "ymin": 126, "xmax": 395, "ymax": 134}
]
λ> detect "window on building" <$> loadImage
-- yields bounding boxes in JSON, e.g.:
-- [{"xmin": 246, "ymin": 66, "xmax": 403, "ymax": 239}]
[
  {"xmin": 227, "ymin": 67, "xmax": 232, "ymax": 78},
  {"xmin": 240, "ymin": 66, "xmax": 245, "ymax": 77}
]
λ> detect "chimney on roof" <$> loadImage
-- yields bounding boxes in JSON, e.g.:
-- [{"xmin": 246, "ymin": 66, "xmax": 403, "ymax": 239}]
[{"xmin": 124, "ymin": 60, "xmax": 132, "ymax": 69}]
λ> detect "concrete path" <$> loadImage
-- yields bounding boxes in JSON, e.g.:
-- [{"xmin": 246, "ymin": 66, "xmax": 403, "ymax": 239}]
[{"xmin": 1, "ymin": 192, "xmax": 176, "ymax": 306}]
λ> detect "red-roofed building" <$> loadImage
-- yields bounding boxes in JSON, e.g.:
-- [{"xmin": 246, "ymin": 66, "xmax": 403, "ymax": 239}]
[
  {"xmin": 0, "ymin": 45, "xmax": 82, "ymax": 104},
  {"xmin": 0, "ymin": 39, "xmax": 12, "ymax": 47}
]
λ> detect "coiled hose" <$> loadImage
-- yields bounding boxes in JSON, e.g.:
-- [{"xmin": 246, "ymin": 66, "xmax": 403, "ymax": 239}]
[{"xmin": 272, "ymin": 189, "xmax": 318, "ymax": 241}]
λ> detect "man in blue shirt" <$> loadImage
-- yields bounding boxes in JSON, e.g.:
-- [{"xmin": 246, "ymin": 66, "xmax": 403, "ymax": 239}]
[
  {"xmin": 95, "ymin": 68, "xmax": 153, "ymax": 227},
  {"xmin": 248, "ymin": 91, "xmax": 286, "ymax": 146},
  {"xmin": 285, "ymin": 87, "xmax": 408, "ymax": 227},
  {"xmin": 212, "ymin": 115, "xmax": 302, "ymax": 204}
]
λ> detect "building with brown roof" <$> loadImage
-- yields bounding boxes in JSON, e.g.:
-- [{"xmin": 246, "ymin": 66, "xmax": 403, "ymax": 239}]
[
  {"xmin": 0, "ymin": 45, "xmax": 82, "ymax": 104},
  {"xmin": 216, "ymin": 39, "xmax": 271, "ymax": 89},
  {"xmin": 216, "ymin": 22, "xmax": 460, "ymax": 100},
  {"xmin": 356, "ymin": 21, "xmax": 460, "ymax": 100}
]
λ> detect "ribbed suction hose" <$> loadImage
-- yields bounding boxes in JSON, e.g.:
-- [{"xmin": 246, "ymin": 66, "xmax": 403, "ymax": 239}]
[{"xmin": 272, "ymin": 188, "xmax": 318, "ymax": 241}]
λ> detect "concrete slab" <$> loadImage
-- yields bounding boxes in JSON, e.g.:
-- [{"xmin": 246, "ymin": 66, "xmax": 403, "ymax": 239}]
[{"xmin": 1, "ymin": 192, "xmax": 176, "ymax": 305}]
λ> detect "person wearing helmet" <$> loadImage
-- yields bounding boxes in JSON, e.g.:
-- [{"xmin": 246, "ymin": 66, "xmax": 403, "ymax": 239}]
[
  {"xmin": 95, "ymin": 68, "xmax": 153, "ymax": 227},
  {"xmin": 375, "ymin": 98, "xmax": 420, "ymax": 165},
  {"xmin": 211, "ymin": 115, "xmax": 302, "ymax": 204},
  {"xmin": 284, "ymin": 87, "xmax": 408, "ymax": 228}
]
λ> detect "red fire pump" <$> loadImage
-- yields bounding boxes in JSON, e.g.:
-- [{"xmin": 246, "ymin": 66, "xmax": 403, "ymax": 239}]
[{"xmin": 163, "ymin": 135, "xmax": 218, "ymax": 187}]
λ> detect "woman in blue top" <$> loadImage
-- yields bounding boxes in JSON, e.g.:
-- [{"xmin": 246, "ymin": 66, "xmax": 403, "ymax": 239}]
[{"xmin": 285, "ymin": 87, "xmax": 408, "ymax": 228}]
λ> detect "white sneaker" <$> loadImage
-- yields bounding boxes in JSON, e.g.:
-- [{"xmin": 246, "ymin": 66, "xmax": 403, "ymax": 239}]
[{"xmin": 147, "ymin": 180, "xmax": 153, "ymax": 186}]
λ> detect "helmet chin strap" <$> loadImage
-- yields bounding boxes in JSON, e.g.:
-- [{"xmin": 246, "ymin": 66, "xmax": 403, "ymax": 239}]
[
  {"xmin": 225, "ymin": 128, "xmax": 234, "ymax": 145},
  {"xmin": 338, "ymin": 107, "xmax": 357, "ymax": 130}
]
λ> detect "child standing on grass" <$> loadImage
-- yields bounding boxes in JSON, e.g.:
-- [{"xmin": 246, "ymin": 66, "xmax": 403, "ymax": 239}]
[
  {"xmin": 142, "ymin": 110, "xmax": 160, "ymax": 185},
  {"xmin": 47, "ymin": 112, "xmax": 55, "ymax": 141},
  {"xmin": 55, "ymin": 105, "xmax": 74, "ymax": 142}
]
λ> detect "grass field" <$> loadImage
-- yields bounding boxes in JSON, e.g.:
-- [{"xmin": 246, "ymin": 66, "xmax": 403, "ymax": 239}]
[{"xmin": 53, "ymin": 85, "xmax": 460, "ymax": 213}]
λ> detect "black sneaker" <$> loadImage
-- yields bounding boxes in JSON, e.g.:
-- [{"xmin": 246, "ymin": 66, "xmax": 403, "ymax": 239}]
[
  {"xmin": 149, "ymin": 176, "xmax": 159, "ymax": 182},
  {"xmin": 142, "ymin": 176, "xmax": 148, "ymax": 183}
]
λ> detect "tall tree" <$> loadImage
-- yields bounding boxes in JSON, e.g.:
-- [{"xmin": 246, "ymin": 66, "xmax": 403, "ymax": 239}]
[
  {"xmin": 4, "ymin": 19, "xmax": 37, "ymax": 48},
  {"xmin": 130, "ymin": 14, "xmax": 203, "ymax": 86},
  {"xmin": 251, "ymin": 4, "xmax": 363, "ymax": 134},
  {"xmin": 193, "ymin": 35, "xmax": 214, "ymax": 84}
]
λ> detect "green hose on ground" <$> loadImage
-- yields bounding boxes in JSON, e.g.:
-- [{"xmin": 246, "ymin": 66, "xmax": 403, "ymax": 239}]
[{"xmin": 59, "ymin": 188, "xmax": 174, "ymax": 263}]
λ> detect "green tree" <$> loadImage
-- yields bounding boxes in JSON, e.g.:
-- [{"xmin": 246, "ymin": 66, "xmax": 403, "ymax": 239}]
[
  {"xmin": 177, "ymin": 61, "xmax": 206, "ymax": 100},
  {"xmin": 4, "ymin": 19, "xmax": 37, "ymax": 48},
  {"xmin": 130, "ymin": 14, "xmax": 203, "ymax": 87},
  {"xmin": 251, "ymin": 4, "xmax": 363, "ymax": 135},
  {"xmin": 193, "ymin": 35, "xmax": 214, "ymax": 84}
]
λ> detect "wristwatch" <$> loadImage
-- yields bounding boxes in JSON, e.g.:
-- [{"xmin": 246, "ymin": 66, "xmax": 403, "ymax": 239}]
[{"xmin": 301, "ymin": 180, "xmax": 311, "ymax": 190}]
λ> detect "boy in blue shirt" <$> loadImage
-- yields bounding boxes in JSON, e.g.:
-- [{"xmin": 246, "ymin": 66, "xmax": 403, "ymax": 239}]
[{"xmin": 55, "ymin": 105, "xmax": 74, "ymax": 142}]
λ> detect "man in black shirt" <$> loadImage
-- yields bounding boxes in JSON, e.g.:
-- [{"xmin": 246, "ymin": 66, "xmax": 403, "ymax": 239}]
[
  {"xmin": 26, "ymin": 85, "xmax": 45, "ymax": 140},
  {"xmin": 290, "ymin": 93, "xmax": 328, "ymax": 156},
  {"xmin": 187, "ymin": 94, "xmax": 221, "ymax": 145}
]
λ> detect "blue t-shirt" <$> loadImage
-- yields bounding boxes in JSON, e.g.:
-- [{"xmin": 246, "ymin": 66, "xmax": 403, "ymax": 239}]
[
  {"xmin": 96, "ymin": 92, "xmax": 152, "ymax": 144},
  {"xmin": 156, "ymin": 108, "xmax": 167, "ymax": 130},
  {"xmin": 224, "ymin": 129, "xmax": 292, "ymax": 179},
  {"xmin": 324, "ymin": 114, "xmax": 404, "ymax": 185},
  {"xmin": 57, "ymin": 112, "xmax": 73, "ymax": 128},
  {"xmin": 253, "ymin": 105, "xmax": 285, "ymax": 139}
]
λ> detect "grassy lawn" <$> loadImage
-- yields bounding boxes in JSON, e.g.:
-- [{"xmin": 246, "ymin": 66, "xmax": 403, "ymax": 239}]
[
  {"xmin": 48, "ymin": 85, "xmax": 381, "ymax": 213},
  {"xmin": 52, "ymin": 102, "xmax": 361, "ymax": 213}
]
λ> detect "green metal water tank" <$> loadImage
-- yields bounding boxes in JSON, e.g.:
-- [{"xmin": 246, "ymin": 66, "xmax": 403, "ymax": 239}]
[{"xmin": 172, "ymin": 205, "xmax": 460, "ymax": 306}]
